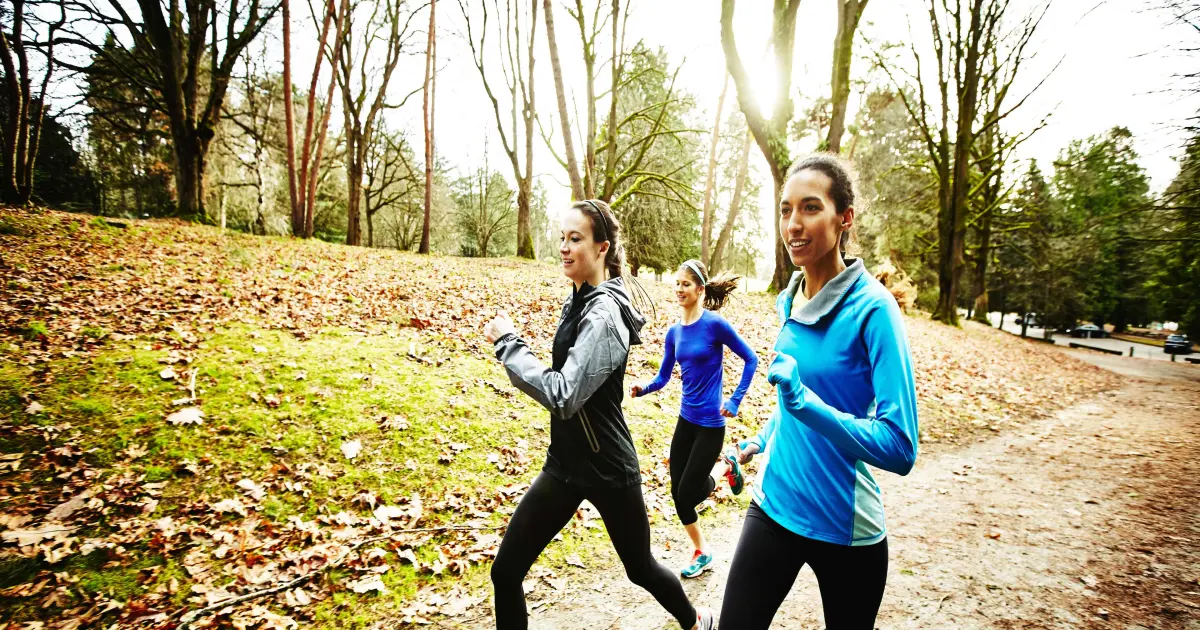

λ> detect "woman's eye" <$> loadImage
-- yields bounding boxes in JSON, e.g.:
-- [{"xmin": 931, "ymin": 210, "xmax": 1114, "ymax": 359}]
[
  {"xmin": 780, "ymin": 207, "xmax": 791, "ymax": 216},
  {"xmin": 806, "ymin": 204, "xmax": 820, "ymax": 212}
]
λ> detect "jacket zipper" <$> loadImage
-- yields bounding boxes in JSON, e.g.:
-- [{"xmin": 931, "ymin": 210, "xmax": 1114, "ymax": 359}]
[{"xmin": 578, "ymin": 407, "xmax": 601, "ymax": 453}]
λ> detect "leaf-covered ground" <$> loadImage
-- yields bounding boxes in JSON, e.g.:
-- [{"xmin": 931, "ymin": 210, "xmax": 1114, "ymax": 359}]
[{"xmin": 0, "ymin": 208, "xmax": 1120, "ymax": 629}]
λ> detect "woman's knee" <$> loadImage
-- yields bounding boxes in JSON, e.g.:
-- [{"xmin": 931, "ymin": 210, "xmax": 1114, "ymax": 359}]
[{"xmin": 490, "ymin": 552, "xmax": 524, "ymax": 588}]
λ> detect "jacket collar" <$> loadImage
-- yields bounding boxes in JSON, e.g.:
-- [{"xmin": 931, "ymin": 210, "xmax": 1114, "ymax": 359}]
[{"xmin": 776, "ymin": 258, "xmax": 865, "ymax": 325}]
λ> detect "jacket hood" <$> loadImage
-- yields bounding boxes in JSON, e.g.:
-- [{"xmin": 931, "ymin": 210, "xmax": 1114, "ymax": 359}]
[{"xmin": 574, "ymin": 276, "xmax": 646, "ymax": 345}]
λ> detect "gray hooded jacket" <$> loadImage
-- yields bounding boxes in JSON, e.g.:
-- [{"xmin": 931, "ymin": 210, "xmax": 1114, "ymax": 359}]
[{"xmin": 494, "ymin": 277, "xmax": 645, "ymax": 488}]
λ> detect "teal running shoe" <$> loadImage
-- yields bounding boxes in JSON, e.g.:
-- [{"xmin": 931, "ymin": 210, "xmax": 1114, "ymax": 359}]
[
  {"xmin": 681, "ymin": 550, "xmax": 714, "ymax": 579},
  {"xmin": 723, "ymin": 447, "xmax": 744, "ymax": 495}
]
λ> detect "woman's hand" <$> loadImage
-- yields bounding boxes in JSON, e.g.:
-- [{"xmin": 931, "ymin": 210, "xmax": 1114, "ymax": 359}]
[
  {"xmin": 737, "ymin": 442, "xmax": 760, "ymax": 465},
  {"xmin": 720, "ymin": 399, "xmax": 738, "ymax": 418},
  {"xmin": 767, "ymin": 352, "xmax": 800, "ymax": 392},
  {"xmin": 630, "ymin": 384, "xmax": 644, "ymax": 397},
  {"xmin": 484, "ymin": 311, "xmax": 517, "ymax": 344}
]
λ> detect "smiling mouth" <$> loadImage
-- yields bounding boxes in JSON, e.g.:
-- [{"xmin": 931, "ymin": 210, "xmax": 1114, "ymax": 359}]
[
  {"xmin": 562, "ymin": 259, "xmax": 574, "ymax": 265},
  {"xmin": 788, "ymin": 239, "xmax": 811, "ymax": 251}
]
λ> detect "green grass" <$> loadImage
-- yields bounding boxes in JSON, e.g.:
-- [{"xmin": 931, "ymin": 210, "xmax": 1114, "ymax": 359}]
[{"xmin": 0, "ymin": 322, "xmax": 602, "ymax": 627}]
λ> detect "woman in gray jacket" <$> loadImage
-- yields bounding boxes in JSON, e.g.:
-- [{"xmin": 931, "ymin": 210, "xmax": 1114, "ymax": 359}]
[{"xmin": 484, "ymin": 200, "xmax": 715, "ymax": 630}]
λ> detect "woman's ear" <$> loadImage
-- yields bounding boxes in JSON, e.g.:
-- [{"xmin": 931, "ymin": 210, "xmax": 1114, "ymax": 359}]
[
  {"xmin": 840, "ymin": 207, "xmax": 855, "ymax": 230},
  {"xmin": 597, "ymin": 240, "xmax": 610, "ymax": 260}
]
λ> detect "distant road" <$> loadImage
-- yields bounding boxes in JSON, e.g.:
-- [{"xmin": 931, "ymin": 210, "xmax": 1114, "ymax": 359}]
[{"xmin": 985, "ymin": 313, "xmax": 1189, "ymax": 363}]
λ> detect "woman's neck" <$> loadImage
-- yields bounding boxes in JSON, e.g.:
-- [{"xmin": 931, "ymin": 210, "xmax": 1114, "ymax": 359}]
[
  {"xmin": 803, "ymin": 249, "xmax": 847, "ymax": 299},
  {"xmin": 573, "ymin": 269, "xmax": 606, "ymax": 291},
  {"xmin": 681, "ymin": 302, "xmax": 704, "ymax": 325}
]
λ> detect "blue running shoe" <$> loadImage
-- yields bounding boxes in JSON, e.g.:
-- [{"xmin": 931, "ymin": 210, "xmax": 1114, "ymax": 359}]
[{"xmin": 681, "ymin": 550, "xmax": 713, "ymax": 579}]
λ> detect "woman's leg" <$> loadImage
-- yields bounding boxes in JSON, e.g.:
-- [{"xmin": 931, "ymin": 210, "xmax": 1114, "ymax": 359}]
[
  {"xmin": 491, "ymin": 473, "xmax": 582, "ymax": 630},
  {"xmin": 808, "ymin": 537, "xmax": 889, "ymax": 630},
  {"xmin": 672, "ymin": 421, "xmax": 725, "ymax": 528},
  {"xmin": 719, "ymin": 503, "xmax": 808, "ymax": 630},
  {"xmin": 589, "ymin": 483, "xmax": 699, "ymax": 629}
]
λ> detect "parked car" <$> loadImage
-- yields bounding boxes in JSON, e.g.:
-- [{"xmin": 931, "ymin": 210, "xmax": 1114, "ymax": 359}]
[
  {"xmin": 1068, "ymin": 324, "xmax": 1108, "ymax": 339},
  {"xmin": 1164, "ymin": 334, "xmax": 1193, "ymax": 355}
]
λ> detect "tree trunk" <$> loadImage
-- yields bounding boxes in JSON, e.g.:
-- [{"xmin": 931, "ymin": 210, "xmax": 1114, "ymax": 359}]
[
  {"xmin": 701, "ymin": 75, "xmax": 729, "ymax": 266},
  {"xmin": 516, "ymin": 0, "xmax": 538, "ymax": 259},
  {"xmin": 711, "ymin": 127, "xmax": 752, "ymax": 273},
  {"xmin": 282, "ymin": 0, "xmax": 300, "ymax": 233},
  {"xmin": 826, "ymin": 0, "xmax": 867, "ymax": 153},
  {"xmin": 720, "ymin": 0, "xmax": 801, "ymax": 292},
  {"xmin": 544, "ymin": 0, "xmax": 584, "ymax": 200},
  {"xmin": 420, "ymin": 0, "xmax": 436, "ymax": 254}
]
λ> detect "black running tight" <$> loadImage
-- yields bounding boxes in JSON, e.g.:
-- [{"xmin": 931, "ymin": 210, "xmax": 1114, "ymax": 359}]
[
  {"xmin": 720, "ymin": 502, "xmax": 888, "ymax": 629},
  {"xmin": 669, "ymin": 416, "xmax": 725, "ymax": 526},
  {"xmin": 490, "ymin": 472, "xmax": 697, "ymax": 629}
]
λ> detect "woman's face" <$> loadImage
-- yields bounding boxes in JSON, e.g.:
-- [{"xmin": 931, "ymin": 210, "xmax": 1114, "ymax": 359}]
[
  {"xmin": 674, "ymin": 268, "xmax": 703, "ymax": 309},
  {"xmin": 779, "ymin": 169, "xmax": 852, "ymax": 269},
  {"xmin": 559, "ymin": 207, "xmax": 607, "ymax": 285}
]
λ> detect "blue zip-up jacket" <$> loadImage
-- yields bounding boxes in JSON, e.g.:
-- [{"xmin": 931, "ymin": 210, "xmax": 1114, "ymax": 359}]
[{"xmin": 745, "ymin": 259, "xmax": 918, "ymax": 547}]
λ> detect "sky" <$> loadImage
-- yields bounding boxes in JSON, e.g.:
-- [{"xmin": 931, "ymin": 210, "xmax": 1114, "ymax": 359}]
[
  {"xmin": 59, "ymin": 0, "xmax": 1200, "ymax": 277},
  {"xmin": 396, "ymin": 0, "xmax": 1198, "ymax": 277}
]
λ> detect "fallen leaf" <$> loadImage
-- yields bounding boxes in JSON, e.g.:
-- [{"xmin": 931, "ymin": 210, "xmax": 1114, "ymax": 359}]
[
  {"xmin": 340, "ymin": 440, "xmax": 362, "ymax": 461},
  {"xmin": 160, "ymin": 367, "xmax": 177, "ymax": 380},
  {"xmin": 47, "ymin": 490, "xmax": 93, "ymax": 521},
  {"xmin": 211, "ymin": 498, "xmax": 248, "ymax": 517},
  {"xmin": 346, "ymin": 574, "xmax": 389, "ymax": 594},
  {"xmin": 565, "ymin": 554, "xmax": 586, "ymax": 569},
  {"xmin": 25, "ymin": 401, "xmax": 44, "ymax": 414},
  {"xmin": 124, "ymin": 442, "xmax": 149, "ymax": 459},
  {"xmin": 253, "ymin": 345, "xmax": 267, "ymax": 353},
  {"xmin": 237, "ymin": 478, "xmax": 266, "ymax": 501},
  {"xmin": 166, "ymin": 406, "xmax": 205, "ymax": 426},
  {"xmin": 2, "ymin": 525, "xmax": 76, "ymax": 546}
]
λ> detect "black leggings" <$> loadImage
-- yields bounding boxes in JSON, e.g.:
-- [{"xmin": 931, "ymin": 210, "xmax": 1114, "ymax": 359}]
[
  {"xmin": 490, "ymin": 472, "xmax": 696, "ymax": 629},
  {"xmin": 669, "ymin": 417, "xmax": 725, "ymax": 526},
  {"xmin": 720, "ymin": 502, "xmax": 888, "ymax": 629}
]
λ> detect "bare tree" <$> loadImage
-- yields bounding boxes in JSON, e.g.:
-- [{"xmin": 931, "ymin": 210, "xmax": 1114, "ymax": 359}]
[
  {"xmin": 700, "ymin": 75, "xmax": 729, "ymax": 266},
  {"xmin": 711, "ymin": 126, "xmax": 753, "ymax": 273},
  {"xmin": 335, "ymin": 0, "xmax": 421, "ymax": 246},
  {"xmin": 461, "ymin": 0, "xmax": 538, "ymax": 258},
  {"xmin": 222, "ymin": 50, "xmax": 278, "ymax": 234},
  {"xmin": 0, "ymin": 0, "xmax": 66, "ymax": 206},
  {"xmin": 60, "ymin": 0, "xmax": 280, "ymax": 217},
  {"xmin": 282, "ymin": 0, "xmax": 349, "ymax": 237},
  {"xmin": 419, "ymin": 0, "xmax": 435, "ymax": 253},
  {"xmin": 363, "ymin": 121, "xmax": 419, "ymax": 247},
  {"xmin": 826, "ymin": 0, "xmax": 869, "ymax": 153},
  {"xmin": 542, "ymin": 0, "xmax": 583, "ymax": 200},
  {"xmin": 720, "ymin": 0, "xmax": 802, "ymax": 291}
]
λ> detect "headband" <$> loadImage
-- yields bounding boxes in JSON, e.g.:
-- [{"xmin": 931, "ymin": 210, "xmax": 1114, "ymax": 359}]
[
  {"xmin": 583, "ymin": 200, "xmax": 611, "ymax": 243},
  {"xmin": 682, "ymin": 260, "xmax": 707, "ymax": 286}
]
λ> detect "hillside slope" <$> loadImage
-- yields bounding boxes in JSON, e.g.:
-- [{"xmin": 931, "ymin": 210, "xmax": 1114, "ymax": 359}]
[{"xmin": 0, "ymin": 209, "xmax": 1118, "ymax": 629}]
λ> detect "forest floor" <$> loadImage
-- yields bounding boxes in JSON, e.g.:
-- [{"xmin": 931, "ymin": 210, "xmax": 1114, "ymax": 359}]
[{"xmin": 0, "ymin": 208, "xmax": 1143, "ymax": 629}]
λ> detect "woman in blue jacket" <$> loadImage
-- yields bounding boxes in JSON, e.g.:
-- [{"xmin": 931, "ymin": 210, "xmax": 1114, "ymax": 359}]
[
  {"xmin": 630, "ymin": 260, "xmax": 757, "ymax": 579},
  {"xmin": 721, "ymin": 155, "xmax": 919, "ymax": 629}
]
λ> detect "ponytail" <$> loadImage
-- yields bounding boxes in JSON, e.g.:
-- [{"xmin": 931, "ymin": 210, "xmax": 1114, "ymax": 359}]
[{"xmin": 679, "ymin": 259, "xmax": 741, "ymax": 311}]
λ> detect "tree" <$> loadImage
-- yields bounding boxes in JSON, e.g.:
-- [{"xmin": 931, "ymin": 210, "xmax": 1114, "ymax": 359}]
[
  {"xmin": 541, "ymin": 0, "xmax": 583, "ymax": 200},
  {"xmin": 283, "ymin": 0, "xmax": 350, "ymax": 237},
  {"xmin": 336, "ymin": 0, "xmax": 421, "ymax": 246},
  {"xmin": 82, "ymin": 36, "xmax": 174, "ymax": 217},
  {"xmin": 1145, "ymin": 130, "xmax": 1200, "ymax": 338},
  {"xmin": 711, "ymin": 125, "xmax": 754, "ymax": 273},
  {"xmin": 873, "ymin": 0, "xmax": 1048, "ymax": 324},
  {"xmin": 720, "ymin": 0, "xmax": 802, "ymax": 291},
  {"xmin": 454, "ymin": 164, "xmax": 516, "ymax": 258},
  {"xmin": 0, "ymin": 0, "xmax": 66, "ymax": 205},
  {"xmin": 220, "ymin": 50, "xmax": 279, "ymax": 233},
  {"xmin": 419, "ymin": 0, "xmax": 436, "ymax": 253},
  {"xmin": 826, "ymin": 0, "xmax": 868, "ymax": 153},
  {"xmin": 700, "ymin": 75, "xmax": 729, "ymax": 266},
  {"xmin": 363, "ymin": 121, "xmax": 419, "ymax": 247},
  {"xmin": 1052, "ymin": 127, "xmax": 1151, "ymax": 331},
  {"xmin": 461, "ymin": 0, "xmax": 538, "ymax": 258},
  {"xmin": 63, "ymin": 0, "xmax": 280, "ymax": 218}
]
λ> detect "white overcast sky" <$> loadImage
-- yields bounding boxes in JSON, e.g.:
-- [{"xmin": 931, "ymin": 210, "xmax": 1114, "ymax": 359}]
[{"xmin": 62, "ymin": 0, "xmax": 1199, "ymax": 274}]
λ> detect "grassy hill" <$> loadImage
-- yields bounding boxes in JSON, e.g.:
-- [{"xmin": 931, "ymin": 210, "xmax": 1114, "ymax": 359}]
[{"xmin": 0, "ymin": 208, "xmax": 1119, "ymax": 628}]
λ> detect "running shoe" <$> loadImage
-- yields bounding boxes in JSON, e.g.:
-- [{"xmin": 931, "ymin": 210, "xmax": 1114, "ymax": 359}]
[
  {"xmin": 681, "ymin": 549, "xmax": 713, "ymax": 579},
  {"xmin": 723, "ymin": 447, "xmax": 744, "ymax": 495},
  {"xmin": 694, "ymin": 606, "xmax": 717, "ymax": 630}
]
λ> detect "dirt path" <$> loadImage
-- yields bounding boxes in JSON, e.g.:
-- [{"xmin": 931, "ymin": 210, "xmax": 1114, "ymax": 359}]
[{"xmin": 459, "ymin": 351, "xmax": 1200, "ymax": 630}]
